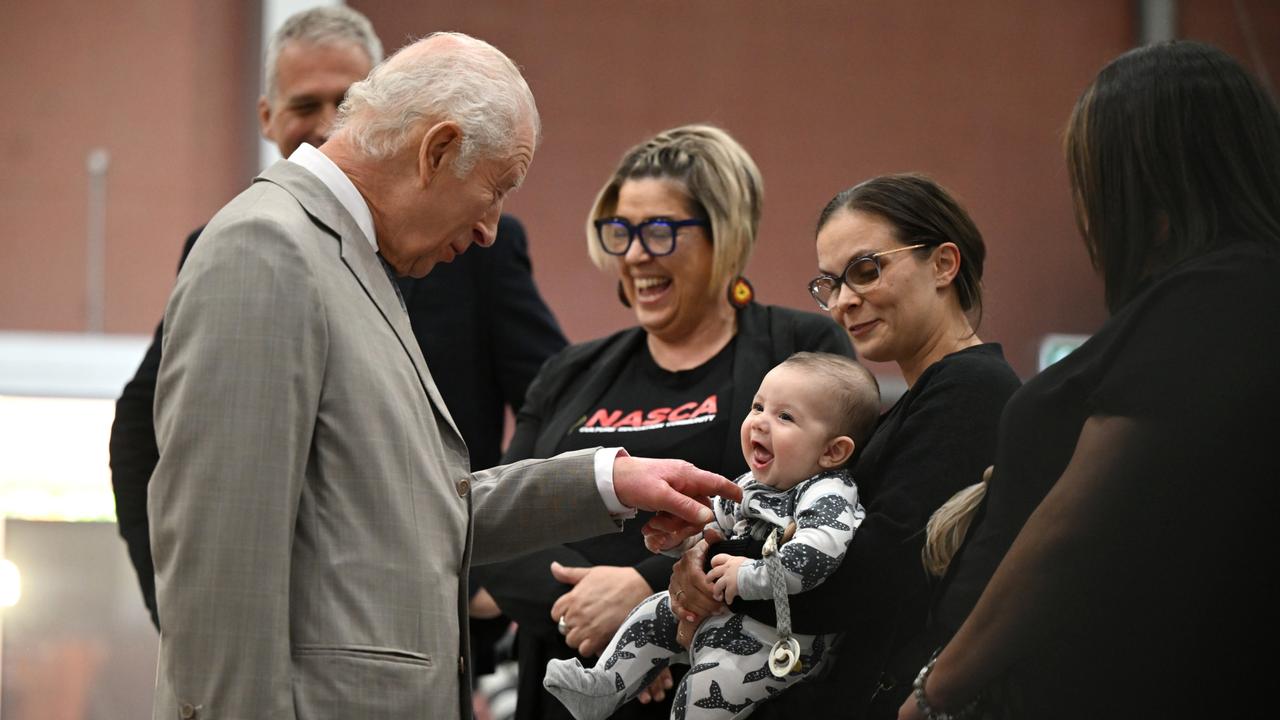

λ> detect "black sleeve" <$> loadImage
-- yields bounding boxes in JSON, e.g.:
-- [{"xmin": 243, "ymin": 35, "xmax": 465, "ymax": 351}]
[
  {"xmin": 485, "ymin": 215, "xmax": 568, "ymax": 416},
  {"xmin": 465, "ymin": 218, "xmax": 567, "ymax": 667},
  {"xmin": 1087, "ymin": 260, "xmax": 1267, "ymax": 422},
  {"xmin": 498, "ymin": 347, "xmax": 562, "ymax": 466},
  {"xmin": 634, "ymin": 554, "xmax": 677, "ymax": 593},
  {"xmin": 108, "ymin": 226, "xmax": 203, "ymax": 630},
  {"xmin": 755, "ymin": 360, "xmax": 1015, "ymax": 632},
  {"xmin": 109, "ymin": 320, "xmax": 164, "ymax": 628},
  {"xmin": 471, "ymin": 546, "xmax": 592, "ymax": 626}
]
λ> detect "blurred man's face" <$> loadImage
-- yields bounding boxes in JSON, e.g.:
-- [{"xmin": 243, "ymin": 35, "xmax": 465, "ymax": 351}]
[{"xmin": 258, "ymin": 41, "xmax": 373, "ymax": 157}]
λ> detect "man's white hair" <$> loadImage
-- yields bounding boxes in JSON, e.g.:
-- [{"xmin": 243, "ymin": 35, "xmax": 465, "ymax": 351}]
[
  {"xmin": 264, "ymin": 6, "xmax": 383, "ymax": 100},
  {"xmin": 333, "ymin": 32, "xmax": 540, "ymax": 176}
]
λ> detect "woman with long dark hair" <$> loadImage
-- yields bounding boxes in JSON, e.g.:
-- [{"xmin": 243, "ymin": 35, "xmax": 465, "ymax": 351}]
[{"xmin": 900, "ymin": 41, "xmax": 1280, "ymax": 720}]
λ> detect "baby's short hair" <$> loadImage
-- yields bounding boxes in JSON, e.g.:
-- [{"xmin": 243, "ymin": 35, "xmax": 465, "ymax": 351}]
[{"xmin": 780, "ymin": 352, "xmax": 880, "ymax": 447}]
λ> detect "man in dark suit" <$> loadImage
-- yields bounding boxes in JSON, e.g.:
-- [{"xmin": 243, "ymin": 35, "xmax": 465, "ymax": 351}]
[{"xmin": 108, "ymin": 6, "xmax": 566, "ymax": 630}]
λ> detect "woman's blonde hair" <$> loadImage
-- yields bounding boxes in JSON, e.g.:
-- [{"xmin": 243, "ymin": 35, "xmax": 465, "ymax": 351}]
[
  {"xmin": 922, "ymin": 469, "xmax": 991, "ymax": 577},
  {"xmin": 586, "ymin": 124, "xmax": 763, "ymax": 294}
]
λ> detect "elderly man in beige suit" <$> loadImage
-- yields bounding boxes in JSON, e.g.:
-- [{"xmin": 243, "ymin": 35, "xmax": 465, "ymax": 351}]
[{"xmin": 149, "ymin": 32, "xmax": 738, "ymax": 720}]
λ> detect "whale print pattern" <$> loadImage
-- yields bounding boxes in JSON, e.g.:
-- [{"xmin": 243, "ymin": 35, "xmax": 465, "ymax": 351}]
[{"xmin": 544, "ymin": 469, "xmax": 860, "ymax": 719}]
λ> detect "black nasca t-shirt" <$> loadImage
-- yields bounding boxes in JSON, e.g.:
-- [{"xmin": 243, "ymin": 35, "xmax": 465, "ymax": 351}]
[{"xmin": 557, "ymin": 337, "xmax": 739, "ymax": 568}]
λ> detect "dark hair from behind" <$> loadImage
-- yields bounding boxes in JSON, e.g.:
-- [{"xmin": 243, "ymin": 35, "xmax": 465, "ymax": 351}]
[
  {"xmin": 1066, "ymin": 41, "xmax": 1280, "ymax": 313},
  {"xmin": 815, "ymin": 173, "xmax": 987, "ymax": 325},
  {"xmin": 779, "ymin": 351, "xmax": 880, "ymax": 449}
]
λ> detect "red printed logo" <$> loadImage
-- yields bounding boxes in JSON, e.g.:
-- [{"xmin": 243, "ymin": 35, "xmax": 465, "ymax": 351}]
[{"xmin": 580, "ymin": 395, "xmax": 717, "ymax": 433}]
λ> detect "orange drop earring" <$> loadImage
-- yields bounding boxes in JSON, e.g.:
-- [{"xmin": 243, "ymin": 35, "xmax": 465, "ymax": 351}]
[{"xmin": 727, "ymin": 276, "xmax": 754, "ymax": 308}]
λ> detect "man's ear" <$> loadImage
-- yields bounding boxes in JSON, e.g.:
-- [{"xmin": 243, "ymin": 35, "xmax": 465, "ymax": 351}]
[
  {"xmin": 257, "ymin": 96, "xmax": 273, "ymax": 140},
  {"xmin": 418, "ymin": 121, "xmax": 462, "ymax": 186},
  {"xmin": 933, "ymin": 242, "xmax": 962, "ymax": 288},
  {"xmin": 819, "ymin": 436, "xmax": 855, "ymax": 469}
]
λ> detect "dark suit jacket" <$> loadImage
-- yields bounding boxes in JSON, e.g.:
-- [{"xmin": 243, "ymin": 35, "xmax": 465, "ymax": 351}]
[{"xmin": 110, "ymin": 214, "xmax": 566, "ymax": 628}]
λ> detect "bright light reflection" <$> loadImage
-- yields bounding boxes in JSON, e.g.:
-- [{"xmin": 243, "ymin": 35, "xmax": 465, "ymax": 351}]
[
  {"xmin": 0, "ymin": 559, "xmax": 20, "ymax": 607},
  {"xmin": 0, "ymin": 395, "xmax": 117, "ymax": 522}
]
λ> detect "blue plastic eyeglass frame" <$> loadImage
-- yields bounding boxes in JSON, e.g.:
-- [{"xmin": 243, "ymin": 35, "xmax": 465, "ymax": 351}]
[{"xmin": 593, "ymin": 217, "xmax": 710, "ymax": 257}]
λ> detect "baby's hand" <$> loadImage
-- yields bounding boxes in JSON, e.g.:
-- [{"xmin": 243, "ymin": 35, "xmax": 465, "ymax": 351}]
[{"xmin": 706, "ymin": 554, "xmax": 746, "ymax": 604}]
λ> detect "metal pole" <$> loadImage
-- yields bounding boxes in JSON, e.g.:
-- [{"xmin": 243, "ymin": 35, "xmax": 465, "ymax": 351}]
[
  {"xmin": 1138, "ymin": 0, "xmax": 1178, "ymax": 45},
  {"xmin": 0, "ymin": 517, "xmax": 6, "ymax": 720},
  {"xmin": 85, "ymin": 148, "xmax": 110, "ymax": 334}
]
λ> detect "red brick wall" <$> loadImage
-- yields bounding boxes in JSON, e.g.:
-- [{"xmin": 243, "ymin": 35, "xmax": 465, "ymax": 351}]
[
  {"xmin": 2, "ymin": 0, "xmax": 1275, "ymax": 379},
  {"xmin": 0, "ymin": 0, "xmax": 256, "ymax": 334}
]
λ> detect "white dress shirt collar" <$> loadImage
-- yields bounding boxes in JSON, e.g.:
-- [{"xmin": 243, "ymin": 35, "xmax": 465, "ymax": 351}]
[{"xmin": 286, "ymin": 143, "xmax": 378, "ymax": 253}]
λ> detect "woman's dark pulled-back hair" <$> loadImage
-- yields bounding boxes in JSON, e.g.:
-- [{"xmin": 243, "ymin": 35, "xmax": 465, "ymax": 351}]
[
  {"xmin": 1066, "ymin": 41, "xmax": 1280, "ymax": 313},
  {"xmin": 816, "ymin": 173, "xmax": 986, "ymax": 320}
]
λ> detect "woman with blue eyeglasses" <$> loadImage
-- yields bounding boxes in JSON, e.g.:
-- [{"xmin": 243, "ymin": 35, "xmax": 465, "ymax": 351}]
[
  {"xmin": 661, "ymin": 173, "xmax": 1021, "ymax": 719},
  {"xmin": 473, "ymin": 124, "xmax": 852, "ymax": 720}
]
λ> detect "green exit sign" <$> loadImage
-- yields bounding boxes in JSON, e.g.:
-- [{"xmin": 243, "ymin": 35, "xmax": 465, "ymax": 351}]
[{"xmin": 1038, "ymin": 334, "xmax": 1090, "ymax": 371}]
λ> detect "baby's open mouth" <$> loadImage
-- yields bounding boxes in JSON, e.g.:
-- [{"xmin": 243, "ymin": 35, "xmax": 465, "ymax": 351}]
[{"xmin": 751, "ymin": 441, "xmax": 773, "ymax": 468}]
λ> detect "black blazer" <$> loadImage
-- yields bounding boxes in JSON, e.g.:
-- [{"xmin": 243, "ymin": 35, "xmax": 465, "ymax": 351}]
[
  {"xmin": 109, "ymin": 214, "xmax": 566, "ymax": 628},
  {"xmin": 396, "ymin": 215, "xmax": 569, "ymax": 472}
]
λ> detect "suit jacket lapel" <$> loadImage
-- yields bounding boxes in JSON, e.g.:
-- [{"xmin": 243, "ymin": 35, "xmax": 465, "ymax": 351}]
[{"xmin": 255, "ymin": 161, "xmax": 464, "ymax": 442}]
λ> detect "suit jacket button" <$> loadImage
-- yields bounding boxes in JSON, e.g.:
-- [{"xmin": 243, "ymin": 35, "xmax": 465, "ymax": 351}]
[
  {"xmin": 456, "ymin": 479, "xmax": 470, "ymax": 497},
  {"xmin": 179, "ymin": 703, "xmax": 197, "ymax": 719}
]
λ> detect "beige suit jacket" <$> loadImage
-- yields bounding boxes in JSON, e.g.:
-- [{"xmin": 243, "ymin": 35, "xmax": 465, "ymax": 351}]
[{"xmin": 150, "ymin": 161, "xmax": 619, "ymax": 719}]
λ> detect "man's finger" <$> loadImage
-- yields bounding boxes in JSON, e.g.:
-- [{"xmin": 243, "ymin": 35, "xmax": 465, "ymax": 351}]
[
  {"xmin": 676, "ymin": 467, "xmax": 742, "ymax": 503},
  {"xmin": 613, "ymin": 458, "xmax": 736, "ymax": 519},
  {"xmin": 646, "ymin": 511, "xmax": 693, "ymax": 534},
  {"xmin": 651, "ymin": 485, "xmax": 714, "ymax": 526},
  {"xmin": 641, "ymin": 519, "xmax": 701, "ymax": 552}
]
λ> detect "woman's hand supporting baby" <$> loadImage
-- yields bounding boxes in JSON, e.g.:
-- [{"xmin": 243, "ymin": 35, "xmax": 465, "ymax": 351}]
[{"xmin": 666, "ymin": 529, "xmax": 730, "ymax": 648}]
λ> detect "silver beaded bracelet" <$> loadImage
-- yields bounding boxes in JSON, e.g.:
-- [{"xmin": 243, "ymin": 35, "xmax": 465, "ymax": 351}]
[{"xmin": 912, "ymin": 648, "xmax": 979, "ymax": 720}]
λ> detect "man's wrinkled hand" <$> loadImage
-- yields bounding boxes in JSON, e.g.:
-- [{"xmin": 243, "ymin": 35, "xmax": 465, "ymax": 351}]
[
  {"xmin": 641, "ymin": 511, "xmax": 705, "ymax": 553},
  {"xmin": 613, "ymin": 456, "xmax": 739, "ymax": 534}
]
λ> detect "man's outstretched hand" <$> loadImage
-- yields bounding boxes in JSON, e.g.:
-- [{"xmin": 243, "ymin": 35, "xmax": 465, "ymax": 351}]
[{"xmin": 611, "ymin": 456, "xmax": 740, "ymax": 551}]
